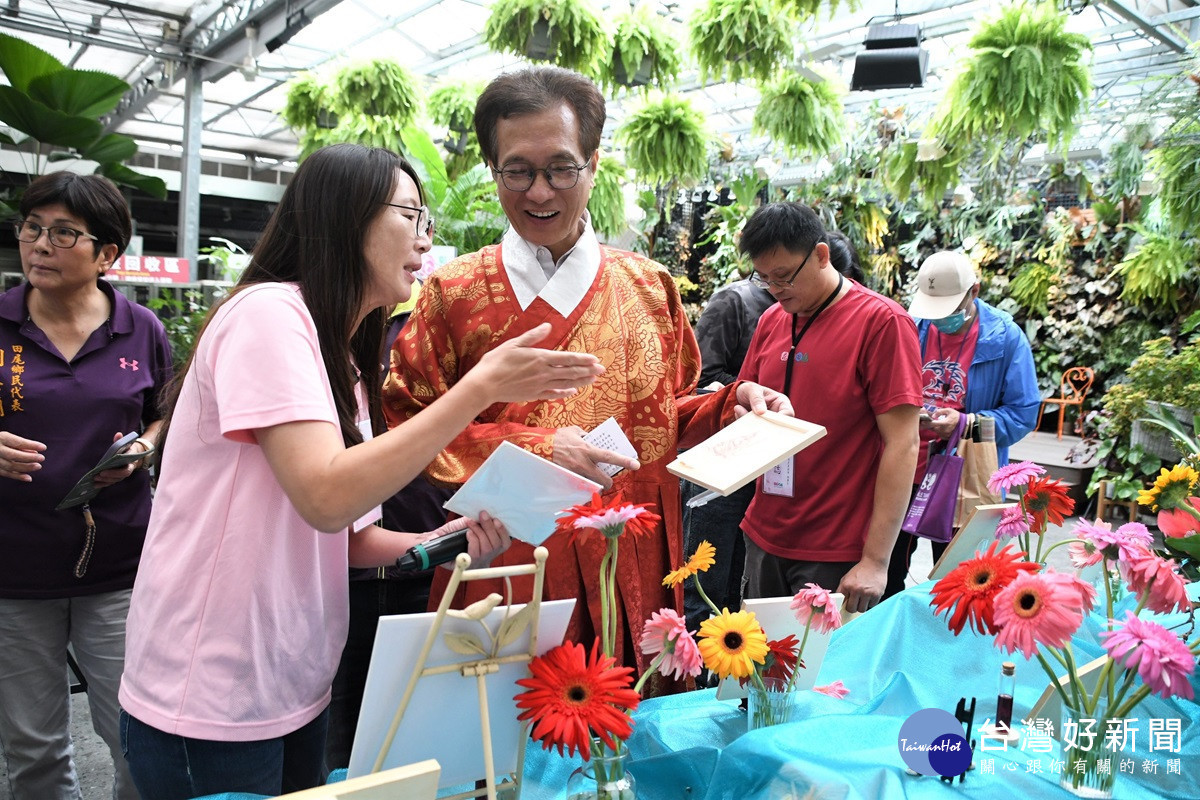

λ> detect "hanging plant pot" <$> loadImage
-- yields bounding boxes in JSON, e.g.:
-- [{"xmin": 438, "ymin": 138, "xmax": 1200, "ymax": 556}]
[
  {"xmin": 483, "ymin": 0, "xmax": 609, "ymax": 76},
  {"xmin": 316, "ymin": 109, "xmax": 338, "ymax": 130},
  {"xmin": 613, "ymin": 55, "xmax": 654, "ymax": 87},
  {"xmin": 526, "ymin": 18, "xmax": 556, "ymax": 61}
]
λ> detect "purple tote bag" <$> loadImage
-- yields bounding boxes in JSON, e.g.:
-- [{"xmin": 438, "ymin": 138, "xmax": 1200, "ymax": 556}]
[{"xmin": 901, "ymin": 414, "xmax": 969, "ymax": 543}]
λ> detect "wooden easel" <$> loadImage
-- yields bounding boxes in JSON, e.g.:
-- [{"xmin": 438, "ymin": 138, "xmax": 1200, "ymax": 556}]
[{"xmin": 371, "ymin": 546, "xmax": 551, "ymax": 800}]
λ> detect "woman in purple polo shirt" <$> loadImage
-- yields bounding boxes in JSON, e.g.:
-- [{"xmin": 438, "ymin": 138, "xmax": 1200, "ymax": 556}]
[{"xmin": 0, "ymin": 172, "xmax": 172, "ymax": 800}]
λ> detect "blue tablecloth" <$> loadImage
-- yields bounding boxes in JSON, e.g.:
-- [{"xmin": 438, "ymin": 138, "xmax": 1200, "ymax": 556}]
[
  {"xmin": 199, "ymin": 583, "xmax": 1198, "ymax": 800},
  {"xmin": 517, "ymin": 584, "xmax": 1200, "ymax": 800}
]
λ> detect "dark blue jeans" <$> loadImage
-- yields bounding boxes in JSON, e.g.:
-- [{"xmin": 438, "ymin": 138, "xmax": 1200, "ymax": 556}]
[
  {"xmin": 120, "ymin": 707, "xmax": 329, "ymax": 800},
  {"xmin": 681, "ymin": 479, "xmax": 753, "ymax": 631}
]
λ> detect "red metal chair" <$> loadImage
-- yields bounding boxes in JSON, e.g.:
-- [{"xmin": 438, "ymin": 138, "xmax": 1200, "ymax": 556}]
[{"xmin": 1036, "ymin": 366, "xmax": 1095, "ymax": 439}]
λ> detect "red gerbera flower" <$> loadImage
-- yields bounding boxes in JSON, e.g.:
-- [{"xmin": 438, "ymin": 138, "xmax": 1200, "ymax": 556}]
[
  {"xmin": 930, "ymin": 541, "xmax": 1040, "ymax": 635},
  {"xmin": 554, "ymin": 492, "xmax": 661, "ymax": 541},
  {"xmin": 739, "ymin": 634, "xmax": 801, "ymax": 687},
  {"xmin": 514, "ymin": 640, "xmax": 640, "ymax": 759},
  {"xmin": 1022, "ymin": 476, "xmax": 1075, "ymax": 533}
]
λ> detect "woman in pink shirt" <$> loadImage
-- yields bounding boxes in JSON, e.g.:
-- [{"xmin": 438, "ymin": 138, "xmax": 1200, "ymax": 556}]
[{"xmin": 118, "ymin": 143, "xmax": 603, "ymax": 799}]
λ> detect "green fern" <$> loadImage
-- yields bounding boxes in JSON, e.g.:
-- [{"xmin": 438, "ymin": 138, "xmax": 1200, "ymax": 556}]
[
  {"xmin": 427, "ymin": 79, "xmax": 483, "ymax": 132},
  {"xmin": 588, "ymin": 155, "xmax": 628, "ymax": 239},
  {"xmin": 752, "ymin": 70, "xmax": 844, "ymax": 157},
  {"xmin": 333, "ymin": 60, "xmax": 421, "ymax": 124},
  {"xmin": 688, "ymin": 0, "xmax": 793, "ymax": 84},
  {"xmin": 1149, "ymin": 122, "xmax": 1200, "ymax": 234},
  {"xmin": 599, "ymin": 7, "xmax": 682, "ymax": 94},
  {"xmin": 616, "ymin": 94, "xmax": 710, "ymax": 186},
  {"xmin": 932, "ymin": 3, "xmax": 1091, "ymax": 157},
  {"xmin": 281, "ymin": 74, "xmax": 332, "ymax": 131},
  {"xmin": 1115, "ymin": 223, "xmax": 1199, "ymax": 310},
  {"xmin": 483, "ymin": 0, "xmax": 610, "ymax": 76},
  {"xmin": 882, "ymin": 140, "xmax": 963, "ymax": 210},
  {"xmin": 782, "ymin": 0, "xmax": 860, "ymax": 21},
  {"xmin": 1008, "ymin": 261, "xmax": 1058, "ymax": 316}
]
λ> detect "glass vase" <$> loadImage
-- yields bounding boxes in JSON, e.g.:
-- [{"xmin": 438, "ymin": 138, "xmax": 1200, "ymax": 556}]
[
  {"xmin": 747, "ymin": 676, "xmax": 799, "ymax": 731},
  {"xmin": 565, "ymin": 740, "xmax": 636, "ymax": 800},
  {"xmin": 1059, "ymin": 700, "xmax": 1116, "ymax": 799}
]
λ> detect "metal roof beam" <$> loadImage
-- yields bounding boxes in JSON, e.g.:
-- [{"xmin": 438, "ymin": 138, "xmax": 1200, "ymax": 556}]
[{"xmin": 1099, "ymin": 0, "xmax": 1190, "ymax": 52}]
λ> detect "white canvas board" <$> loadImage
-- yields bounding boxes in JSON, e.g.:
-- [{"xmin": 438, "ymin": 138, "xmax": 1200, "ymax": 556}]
[
  {"xmin": 667, "ymin": 411, "xmax": 826, "ymax": 496},
  {"xmin": 443, "ymin": 441, "xmax": 602, "ymax": 545},
  {"xmin": 348, "ymin": 598, "xmax": 575, "ymax": 785},
  {"xmin": 714, "ymin": 593, "xmax": 843, "ymax": 701},
  {"xmin": 275, "ymin": 761, "xmax": 439, "ymax": 799},
  {"xmin": 928, "ymin": 503, "xmax": 1018, "ymax": 580}
]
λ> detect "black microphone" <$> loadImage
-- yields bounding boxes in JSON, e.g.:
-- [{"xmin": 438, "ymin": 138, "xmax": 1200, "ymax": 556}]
[{"xmin": 395, "ymin": 529, "xmax": 470, "ymax": 572}]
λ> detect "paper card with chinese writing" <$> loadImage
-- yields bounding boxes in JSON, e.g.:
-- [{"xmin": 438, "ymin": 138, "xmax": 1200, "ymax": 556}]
[
  {"xmin": 443, "ymin": 441, "xmax": 602, "ymax": 545},
  {"xmin": 667, "ymin": 410, "xmax": 826, "ymax": 496},
  {"xmin": 582, "ymin": 416, "xmax": 638, "ymax": 478}
]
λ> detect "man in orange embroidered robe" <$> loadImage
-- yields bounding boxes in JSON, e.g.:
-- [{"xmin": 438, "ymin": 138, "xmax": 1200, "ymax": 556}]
[{"xmin": 382, "ymin": 67, "xmax": 791, "ymax": 674}]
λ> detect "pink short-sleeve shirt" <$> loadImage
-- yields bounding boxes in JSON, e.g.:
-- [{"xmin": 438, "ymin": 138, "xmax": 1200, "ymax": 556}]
[{"xmin": 120, "ymin": 283, "xmax": 354, "ymax": 741}]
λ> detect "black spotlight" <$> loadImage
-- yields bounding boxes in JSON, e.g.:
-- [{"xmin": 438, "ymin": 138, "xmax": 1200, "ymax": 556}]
[{"xmin": 850, "ymin": 23, "xmax": 928, "ymax": 91}]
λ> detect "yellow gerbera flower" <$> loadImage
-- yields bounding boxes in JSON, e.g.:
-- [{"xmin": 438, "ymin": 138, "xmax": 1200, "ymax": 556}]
[
  {"xmin": 1138, "ymin": 464, "xmax": 1200, "ymax": 511},
  {"xmin": 697, "ymin": 609, "xmax": 768, "ymax": 680},
  {"xmin": 661, "ymin": 540, "xmax": 717, "ymax": 588}
]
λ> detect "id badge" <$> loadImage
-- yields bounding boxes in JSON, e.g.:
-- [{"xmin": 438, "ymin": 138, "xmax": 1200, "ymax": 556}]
[{"xmin": 762, "ymin": 456, "xmax": 794, "ymax": 497}]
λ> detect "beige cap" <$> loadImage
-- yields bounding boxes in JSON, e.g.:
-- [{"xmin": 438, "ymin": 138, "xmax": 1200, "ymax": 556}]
[{"xmin": 908, "ymin": 251, "xmax": 977, "ymax": 320}]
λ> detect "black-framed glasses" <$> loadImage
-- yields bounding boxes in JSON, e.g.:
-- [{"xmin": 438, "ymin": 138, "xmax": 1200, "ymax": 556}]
[
  {"xmin": 749, "ymin": 248, "xmax": 815, "ymax": 290},
  {"xmin": 385, "ymin": 203, "xmax": 434, "ymax": 238},
  {"xmin": 491, "ymin": 161, "xmax": 590, "ymax": 192},
  {"xmin": 13, "ymin": 219, "xmax": 100, "ymax": 249}
]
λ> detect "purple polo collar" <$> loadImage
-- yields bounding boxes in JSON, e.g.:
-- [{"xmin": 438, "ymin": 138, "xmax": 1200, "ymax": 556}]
[{"xmin": 0, "ymin": 280, "xmax": 136, "ymax": 336}]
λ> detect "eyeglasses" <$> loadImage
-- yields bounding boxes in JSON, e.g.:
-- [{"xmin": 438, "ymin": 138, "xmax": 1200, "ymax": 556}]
[
  {"xmin": 749, "ymin": 248, "xmax": 815, "ymax": 290},
  {"xmin": 491, "ymin": 161, "xmax": 590, "ymax": 193},
  {"xmin": 13, "ymin": 219, "xmax": 100, "ymax": 249},
  {"xmin": 385, "ymin": 203, "xmax": 434, "ymax": 238}
]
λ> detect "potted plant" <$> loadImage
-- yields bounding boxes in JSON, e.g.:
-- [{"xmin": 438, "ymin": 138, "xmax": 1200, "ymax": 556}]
[
  {"xmin": 334, "ymin": 59, "xmax": 422, "ymax": 126},
  {"xmin": 0, "ymin": 32, "xmax": 166, "ymax": 204},
  {"xmin": 752, "ymin": 69, "xmax": 844, "ymax": 157},
  {"xmin": 598, "ymin": 6, "xmax": 683, "ymax": 93},
  {"xmin": 483, "ymin": 0, "xmax": 609, "ymax": 76},
  {"xmin": 1113, "ymin": 222, "xmax": 1200, "ymax": 312},
  {"xmin": 587, "ymin": 154, "xmax": 628, "ymax": 239},
  {"xmin": 687, "ymin": 0, "xmax": 793, "ymax": 84},
  {"xmin": 282, "ymin": 73, "xmax": 338, "ymax": 131},
  {"xmin": 616, "ymin": 93, "xmax": 710, "ymax": 187},
  {"xmin": 426, "ymin": 79, "xmax": 485, "ymax": 178},
  {"xmin": 932, "ymin": 3, "xmax": 1092, "ymax": 162}
]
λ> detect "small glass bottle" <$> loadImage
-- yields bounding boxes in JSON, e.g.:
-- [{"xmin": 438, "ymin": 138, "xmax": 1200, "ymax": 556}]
[{"xmin": 996, "ymin": 661, "xmax": 1016, "ymax": 732}]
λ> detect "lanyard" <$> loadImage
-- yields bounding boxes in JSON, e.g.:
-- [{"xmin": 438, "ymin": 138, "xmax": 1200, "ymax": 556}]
[{"xmin": 782, "ymin": 273, "xmax": 843, "ymax": 395}]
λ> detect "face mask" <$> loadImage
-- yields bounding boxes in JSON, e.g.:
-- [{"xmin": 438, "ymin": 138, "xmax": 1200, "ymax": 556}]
[{"xmin": 933, "ymin": 310, "xmax": 967, "ymax": 334}]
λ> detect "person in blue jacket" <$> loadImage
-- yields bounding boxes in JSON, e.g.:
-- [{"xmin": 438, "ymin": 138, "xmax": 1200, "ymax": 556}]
[{"xmin": 884, "ymin": 251, "xmax": 1039, "ymax": 598}]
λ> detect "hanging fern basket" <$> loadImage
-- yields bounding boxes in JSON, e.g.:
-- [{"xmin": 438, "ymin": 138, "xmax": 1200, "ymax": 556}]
[
  {"xmin": 483, "ymin": 0, "xmax": 609, "ymax": 75},
  {"xmin": 616, "ymin": 94, "xmax": 710, "ymax": 186},
  {"xmin": 752, "ymin": 70, "xmax": 844, "ymax": 157}
]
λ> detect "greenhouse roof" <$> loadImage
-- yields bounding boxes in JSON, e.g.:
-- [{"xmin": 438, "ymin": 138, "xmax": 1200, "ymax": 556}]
[{"xmin": 2, "ymin": 0, "xmax": 1197, "ymax": 174}]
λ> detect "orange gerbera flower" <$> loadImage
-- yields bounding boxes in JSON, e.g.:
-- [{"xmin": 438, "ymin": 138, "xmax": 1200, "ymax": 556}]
[
  {"xmin": 663, "ymin": 540, "xmax": 716, "ymax": 587},
  {"xmin": 1022, "ymin": 476, "xmax": 1075, "ymax": 533},
  {"xmin": 554, "ymin": 492, "xmax": 660, "ymax": 541},
  {"xmin": 514, "ymin": 640, "xmax": 640, "ymax": 759},
  {"xmin": 930, "ymin": 541, "xmax": 1040, "ymax": 635}
]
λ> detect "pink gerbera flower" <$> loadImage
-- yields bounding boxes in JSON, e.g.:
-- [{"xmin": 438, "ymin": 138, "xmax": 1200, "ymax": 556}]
[
  {"xmin": 1101, "ymin": 612, "xmax": 1196, "ymax": 700},
  {"xmin": 1067, "ymin": 540, "xmax": 1104, "ymax": 569},
  {"xmin": 639, "ymin": 608, "xmax": 702, "ymax": 681},
  {"xmin": 995, "ymin": 506, "xmax": 1033, "ymax": 539},
  {"xmin": 1121, "ymin": 547, "xmax": 1192, "ymax": 615},
  {"xmin": 992, "ymin": 571, "xmax": 1088, "ymax": 658},
  {"xmin": 790, "ymin": 583, "xmax": 843, "ymax": 634},
  {"xmin": 987, "ymin": 461, "xmax": 1045, "ymax": 494},
  {"xmin": 813, "ymin": 680, "xmax": 850, "ymax": 699},
  {"xmin": 1073, "ymin": 518, "xmax": 1154, "ymax": 564}
]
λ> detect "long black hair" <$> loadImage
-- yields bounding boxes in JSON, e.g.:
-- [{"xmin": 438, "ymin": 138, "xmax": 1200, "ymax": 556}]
[{"xmin": 158, "ymin": 143, "xmax": 423, "ymax": 456}]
